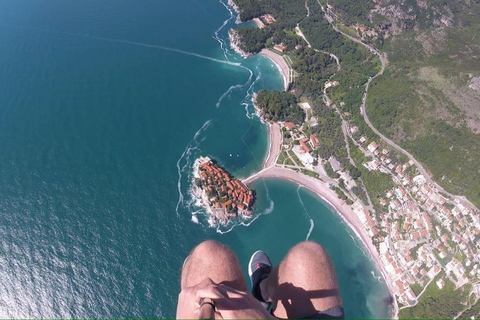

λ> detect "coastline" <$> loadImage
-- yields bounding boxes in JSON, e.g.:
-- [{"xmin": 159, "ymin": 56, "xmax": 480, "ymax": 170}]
[
  {"xmin": 259, "ymin": 49, "xmax": 290, "ymax": 91},
  {"xmin": 228, "ymin": 29, "xmax": 253, "ymax": 58},
  {"xmin": 227, "ymin": 0, "xmax": 242, "ymax": 24},
  {"xmin": 251, "ymin": 94, "xmax": 282, "ymax": 169},
  {"xmin": 224, "ymin": 1, "xmax": 397, "ymax": 317},
  {"xmin": 243, "ymin": 166, "xmax": 398, "ymax": 318},
  {"xmin": 263, "ymin": 123, "xmax": 282, "ymax": 169}
]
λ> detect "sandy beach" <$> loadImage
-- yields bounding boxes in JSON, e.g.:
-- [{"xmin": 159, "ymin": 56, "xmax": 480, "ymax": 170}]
[
  {"xmin": 244, "ymin": 166, "xmax": 397, "ymax": 317},
  {"xmin": 251, "ymin": 95, "xmax": 282, "ymax": 169},
  {"xmin": 252, "ymin": 18, "xmax": 265, "ymax": 29},
  {"xmin": 263, "ymin": 123, "xmax": 282, "ymax": 168},
  {"xmin": 259, "ymin": 49, "xmax": 290, "ymax": 91}
]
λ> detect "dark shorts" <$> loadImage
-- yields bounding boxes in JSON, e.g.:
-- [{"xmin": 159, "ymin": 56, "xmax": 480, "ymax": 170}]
[{"xmin": 303, "ymin": 306, "xmax": 345, "ymax": 319}]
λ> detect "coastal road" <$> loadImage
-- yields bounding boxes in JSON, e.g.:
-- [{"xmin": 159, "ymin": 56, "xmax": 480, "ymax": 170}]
[{"xmin": 316, "ymin": 0, "xmax": 478, "ymax": 212}]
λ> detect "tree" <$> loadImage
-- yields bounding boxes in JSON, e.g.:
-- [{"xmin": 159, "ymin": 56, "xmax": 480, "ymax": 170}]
[{"xmin": 255, "ymin": 90, "xmax": 303, "ymax": 124}]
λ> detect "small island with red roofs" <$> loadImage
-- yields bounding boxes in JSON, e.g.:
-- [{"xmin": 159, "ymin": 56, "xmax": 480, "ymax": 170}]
[
  {"xmin": 192, "ymin": 156, "xmax": 255, "ymax": 225},
  {"xmin": 192, "ymin": 157, "xmax": 255, "ymax": 225}
]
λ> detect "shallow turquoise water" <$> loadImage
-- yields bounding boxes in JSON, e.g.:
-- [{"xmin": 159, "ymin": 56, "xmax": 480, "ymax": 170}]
[{"xmin": 0, "ymin": 0, "xmax": 390, "ymax": 318}]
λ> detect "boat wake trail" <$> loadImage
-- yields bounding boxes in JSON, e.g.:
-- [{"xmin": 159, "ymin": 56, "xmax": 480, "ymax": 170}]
[
  {"xmin": 297, "ymin": 186, "xmax": 315, "ymax": 241},
  {"xmin": 176, "ymin": 120, "xmax": 213, "ymax": 218},
  {"xmin": 85, "ymin": 34, "xmax": 241, "ymax": 67}
]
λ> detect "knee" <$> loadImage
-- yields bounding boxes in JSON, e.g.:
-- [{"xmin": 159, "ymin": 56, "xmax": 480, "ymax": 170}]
[
  {"xmin": 288, "ymin": 241, "xmax": 328, "ymax": 261},
  {"xmin": 191, "ymin": 240, "xmax": 232, "ymax": 260}
]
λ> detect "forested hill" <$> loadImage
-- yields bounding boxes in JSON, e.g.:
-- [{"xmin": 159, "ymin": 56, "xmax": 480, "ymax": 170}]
[
  {"xmin": 232, "ymin": 0, "xmax": 480, "ymax": 204},
  {"xmin": 233, "ymin": 0, "xmax": 306, "ymax": 24},
  {"xmin": 326, "ymin": 0, "xmax": 480, "ymax": 34},
  {"xmin": 322, "ymin": 0, "xmax": 480, "ymax": 204}
]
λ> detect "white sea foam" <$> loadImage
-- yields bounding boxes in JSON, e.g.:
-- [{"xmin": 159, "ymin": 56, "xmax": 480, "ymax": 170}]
[
  {"xmin": 216, "ymin": 84, "xmax": 244, "ymax": 108},
  {"xmin": 306, "ymin": 219, "xmax": 315, "ymax": 241},
  {"xmin": 296, "ymin": 186, "xmax": 315, "ymax": 241},
  {"xmin": 371, "ymin": 270, "xmax": 383, "ymax": 282},
  {"xmin": 213, "ymin": 0, "xmax": 235, "ymax": 61},
  {"xmin": 85, "ymin": 34, "xmax": 241, "ymax": 67},
  {"xmin": 241, "ymin": 66, "xmax": 262, "ymax": 119},
  {"xmin": 215, "ymin": 178, "xmax": 274, "ymax": 234},
  {"xmin": 175, "ymin": 120, "xmax": 213, "ymax": 217},
  {"xmin": 215, "ymin": 198, "xmax": 274, "ymax": 234},
  {"xmin": 191, "ymin": 215, "xmax": 199, "ymax": 224},
  {"xmin": 345, "ymin": 228, "xmax": 369, "ymax": 258},
  {"xmin": 216, "ymin": 67, "xmax": 253, "ymax": 108}
]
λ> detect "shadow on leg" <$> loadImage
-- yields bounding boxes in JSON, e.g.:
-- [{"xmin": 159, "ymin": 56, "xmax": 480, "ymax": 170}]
[
  {"xmin": 265, "ymin": 241, "xmax": 342, "ymax": 319},
  {"xmin": 181, "ymin": 240, "xmax": 246, "ymax": 291}
]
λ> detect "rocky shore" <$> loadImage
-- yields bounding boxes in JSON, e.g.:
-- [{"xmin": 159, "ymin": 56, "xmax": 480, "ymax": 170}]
[
  {"xmin": 228, "ymin": 29, "xmax": 252, "ymax": 58},
  {"xmin": 227, "ymin": 0, "xmax": 242, "ymax": 23}
]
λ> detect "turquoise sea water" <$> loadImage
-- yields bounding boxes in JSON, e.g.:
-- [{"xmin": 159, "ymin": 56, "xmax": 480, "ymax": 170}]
[{"xmin": 0, "ymin": 0, "xmax": 390, "ymax": 318}]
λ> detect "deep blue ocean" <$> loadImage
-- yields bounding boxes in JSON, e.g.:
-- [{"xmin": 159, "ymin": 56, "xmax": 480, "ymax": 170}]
[{"xmin": 0, "ymin": 0, "xmax": 390, "ymax": 318}]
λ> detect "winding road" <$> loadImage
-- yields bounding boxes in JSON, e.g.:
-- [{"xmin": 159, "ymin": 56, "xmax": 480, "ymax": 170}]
[{"xmin": 315, "ymin": 0, "xmax": 478, "ymax": 212}]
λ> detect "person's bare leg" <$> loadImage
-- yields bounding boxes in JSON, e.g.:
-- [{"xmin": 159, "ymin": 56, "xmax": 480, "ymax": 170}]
[
  {"xmin": 180, "ymin": 240, "xmax": 246, "ymax": 291},
  {"xmin": 261, "ymin": 241, "xmax": 342, "ymax": 319}
]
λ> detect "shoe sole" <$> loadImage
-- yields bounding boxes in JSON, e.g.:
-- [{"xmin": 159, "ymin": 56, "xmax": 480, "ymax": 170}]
[{"xmin": 248, "ymin": 250, "xmax": 264, "ymax": 277}]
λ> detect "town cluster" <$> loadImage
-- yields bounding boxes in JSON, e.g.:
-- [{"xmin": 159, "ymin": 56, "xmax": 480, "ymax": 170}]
[
  {"xmin": 352, "ymin": 137, "xmax": 480, "ymax": 307},
  {"xmin": 193, "ymin": 157, "xmax": 254, "ymax": 225},
  {"xmin": 275, "ymin": 103, "xmax": 480, "ymax": 308}
]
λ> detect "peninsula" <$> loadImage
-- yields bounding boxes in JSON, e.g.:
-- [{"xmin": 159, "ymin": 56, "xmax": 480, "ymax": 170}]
[{"xmin": 192, "ymin": 157, "xmax": 254, "ymax": 225}]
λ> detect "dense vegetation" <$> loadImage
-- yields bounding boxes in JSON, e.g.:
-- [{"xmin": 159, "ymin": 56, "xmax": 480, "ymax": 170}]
[
  {"xmin": 255, "ymin": 90, "xmax": 304, "ymax": 124},
  {"xmin": 360, "ymin": 170, "xmax": 394, "ymax": 207},
  {"xmin": 299, "ymin": 3, "xmax": 379, "ymax": 116},
  {"xmin": 291, "ymin": 47, "xmax": 337, "ymax": 98},
  {"xmin": 233, "ymin": 0, "xmax": 306, "ymax": 24},
  {"xmin": 232, "ymin": 0, "xmax": 480, "ymax": 208},
  {"xmin": 407, "ymin": 122, "xmax": 480, "ymax": 204},
  {"xmin": 235, "ymin": 27, "xmax": 269, "ymax": 54},
  {"xmin": 458, "ymin": 300, "xmax": 480, "ymax": 319},
  {"xmin": 234, "ymin": 0, "xmax": 378, "ymax": 116},
  {"xmin": 399, "ymin": 276, "xmax": 471, "ymax": 319},
  {"xmin": 327, "ymin": 0, "xmax": 373, "ymax": 26},
  {"xmin": 304, "ymin": 100, "xmax": 345, "ymax": 159}
]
